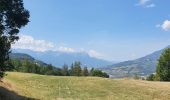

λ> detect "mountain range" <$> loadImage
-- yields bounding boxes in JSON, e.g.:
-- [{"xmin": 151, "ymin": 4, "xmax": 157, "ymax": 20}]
[
  {"xmin": 11, "ymin": 45, "xmax": 170, "ymax": 78},
  {"xmin": 12, "ymin": 49, "xmax": 112, "ymax": 68},
  {"xmin": 101, "ymin": 46, "xmax": 170, "ymax": 78}
]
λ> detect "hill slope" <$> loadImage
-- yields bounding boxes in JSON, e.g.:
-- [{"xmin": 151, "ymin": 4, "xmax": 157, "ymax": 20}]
[
  {"xmin": 102, "ymin": 46, "xmax": 170, "ymax": 78},
  {"xmin": 9, "ymin": 53, "xmax": 48, "ymax": 67},
  {"xmin": 1, "ymin": 72, "xmax": 170, "ymax": 100}
]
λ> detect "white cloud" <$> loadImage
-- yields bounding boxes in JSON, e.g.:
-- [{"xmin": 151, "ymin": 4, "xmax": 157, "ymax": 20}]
[
  {"xmin": 12, "ymin": 34, "xmax": 55, "ymax": 52},
  {"xmin": 88, "ymin": 50, "xmax": 103, "ymax": 59},
  {"xmin": 12, "ymin": 34, "xmax": 76, "ymax": 53},
  {"xmin": 137, "ymin": 0, "xmax": 155, "ymax": 8},
  {"xmin": 58, "ymin": 46, "xmax": 75, "ymax": 53},
  {"xmin": 139, "ymin": 0, "xmax": 150, "ymax": 5},
  {"xmin": 12, "ymin": 34, "xmax": 104, "ymax": 59},
  {"xmin": 161, "ymin": 20, "xmax": 170, "ymax": 31}
]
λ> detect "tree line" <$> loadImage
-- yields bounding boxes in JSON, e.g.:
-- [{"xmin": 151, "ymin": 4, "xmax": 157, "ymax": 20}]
[{"xmin": 10, "ymin": 59, "xmax": 109, "ymax": 78}]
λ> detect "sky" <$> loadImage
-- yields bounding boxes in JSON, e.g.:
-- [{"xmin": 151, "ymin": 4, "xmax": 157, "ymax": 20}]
[{"xmin": 12, "ymin": 0, "xmax": 170, "ymax": 61}]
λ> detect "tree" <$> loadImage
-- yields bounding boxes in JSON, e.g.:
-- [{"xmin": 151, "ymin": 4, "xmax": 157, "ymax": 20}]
[
  {"xmin": 22, "ymin": 59, "xmax": 30, "ymax": 72},
  {"xmin": 90, "ymin": 69, "xmax": 109, "ymax": 78},
  {"xmin": 69, "ymin": 63, "xmax": 74, "ymax": 76},
  {"xmin": 146, "ymin": 74, "xmax": 155, "ymax": 81},
  {"xmin": 102, "ymin": 72, "xmax": 109, "ymax": 78},
  {"xmin": 33, "ymin": 64, "xmax": 41, "ymax": 74},
  {"xmin": 82, "ymin": 67, "xmax": 89, "ymax": 76},
  {"xmin": 11, "ymin": 59, "xmax": 22, "ymax": 71},
  {"xmin": 90, "ymin": 68, "xmax": 94, "ymax": 76},
  {"xmin": 62, "ymin": 64, "xmax": 69, "ymax": 76},
  {"xmin": 156, "ymin": 48, "xmax": 170, "ymax": 81},
  {"xmin": 73, "ymin": 61, "xmax": 82, "ymax": 76},
  {"xmin": 70, "ymin": 61, "xmax": 82, "ymax": 76},
  {"xmin": 91, "ymin": 69, "xmax": 103, "ymax": 77},
  {"xmin": 0, "ymin": 0, "xmax": 29, "ymax": 78},
  {"xmin": 45, "ymin": 64, "xmax": 54, "ymax": 75}
]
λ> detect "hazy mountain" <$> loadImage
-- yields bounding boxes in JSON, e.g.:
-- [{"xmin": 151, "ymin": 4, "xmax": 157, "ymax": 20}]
[
  {"xmin": 9, "ymin": 53, "xmax": 48, "ymax": 67},
  {"xmin": 102, "ymin": 45, "xmax": 170, "ymax": 78},
  {"xmin": 12, "ymin": 49, "xmax": 112, "ymax": 68}
]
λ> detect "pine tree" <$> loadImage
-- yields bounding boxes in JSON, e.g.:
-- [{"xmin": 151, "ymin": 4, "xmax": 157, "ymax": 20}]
[
  {"xmin": 22, "ymin": 59, "xmax": 30, "ymax": 73},
  {"xmin": 73, "ymin": 61, "xmax": 82, "ymax": 76},
  {"xmin": 82, "ymin": 67, "xmax": 89, "ymax": 76},
  {"xmin": 90, "ymin": 68, "xmax": 94, "ymax": 76},
  {"xmin": 62, "ymin": 64, "xmax": 69, "ymax": 76},
  {"xmin": 70, "ymin": 63, "xmax": 74, "ymax": 76}
]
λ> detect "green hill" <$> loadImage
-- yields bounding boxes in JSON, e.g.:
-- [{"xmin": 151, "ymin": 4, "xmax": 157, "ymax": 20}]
[
  {"xmin": 9, "ymin": 53, "xmax": 48, "ymax": 67},
  {"xmin": 1, "ymin": 72, "xmax": 170, "ymax": 100}
]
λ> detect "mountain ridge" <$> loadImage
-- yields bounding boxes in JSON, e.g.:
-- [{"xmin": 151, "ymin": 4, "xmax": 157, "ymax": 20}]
[
  {"xmin": 102, "ymin": 45, "xmax": 170, "ymax": 78},
  {"xmin": 9, "ymin": 53, "xmax": 48, "ymax": 67}
]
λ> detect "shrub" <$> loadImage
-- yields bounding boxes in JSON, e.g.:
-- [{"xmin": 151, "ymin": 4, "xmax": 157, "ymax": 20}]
[{"xmin": 146, "ymin": 74, "xmax": 155, "ymax": 81}]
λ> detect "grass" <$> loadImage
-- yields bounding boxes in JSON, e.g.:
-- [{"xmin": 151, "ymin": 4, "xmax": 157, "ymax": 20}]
[{"xmin": 1, "ymin": 72, "xmax": 170, "ymax": 100}]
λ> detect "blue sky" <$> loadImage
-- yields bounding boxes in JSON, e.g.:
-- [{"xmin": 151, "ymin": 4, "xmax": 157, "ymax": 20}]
[{"xmin": 13, "ymin": 0, "xmax": 170, "ymax": 61}]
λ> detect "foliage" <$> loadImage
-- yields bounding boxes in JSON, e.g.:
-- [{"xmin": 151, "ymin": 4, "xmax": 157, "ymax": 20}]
[
  {"xmin": 0, "ymin": 0, "xmax": 29, "ymax": 78},
  {"xmin": 146, "ymin": 74, "xmax": 155, "ymax": 81},
  {"xmin": 61, "ymin": 64, "xmax": 69, "ymax": 76},
  {"xmin": 156, "ymin": 48, "xmax": 170, "ymax": 81},
  {"xmin": 90, "ymin": 69, "xmax": 109, "ymax": 78},
  {"xmin": 10, "ymin": 59, "xmax": 109, "ymax": 78},
  {"xmin": 82, "ymin": 67, "xmax": 89, "ymax": 76},
  {"xmin": 71, "ymin": 61, "xmax": 82, "ymax": 76}
]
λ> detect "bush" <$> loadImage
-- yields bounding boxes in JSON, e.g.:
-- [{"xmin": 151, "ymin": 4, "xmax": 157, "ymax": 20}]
[
  {"xmin": 146, "ymin": 74, "xmax": 155, "ymax": 81},
  {"xmin": 91, "ymin": 69, "xmax": 109, "ymax": 78}
]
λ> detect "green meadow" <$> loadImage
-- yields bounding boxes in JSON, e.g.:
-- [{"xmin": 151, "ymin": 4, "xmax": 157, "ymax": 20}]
[{"xmin": 0, "ymin": 72, "xmax": 170, "ymax": 100}]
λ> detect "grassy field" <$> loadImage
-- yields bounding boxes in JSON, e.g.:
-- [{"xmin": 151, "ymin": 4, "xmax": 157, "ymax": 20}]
[{"xmin": 1, "ymin": 72, "xmax": 170, "ymax": 100}]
